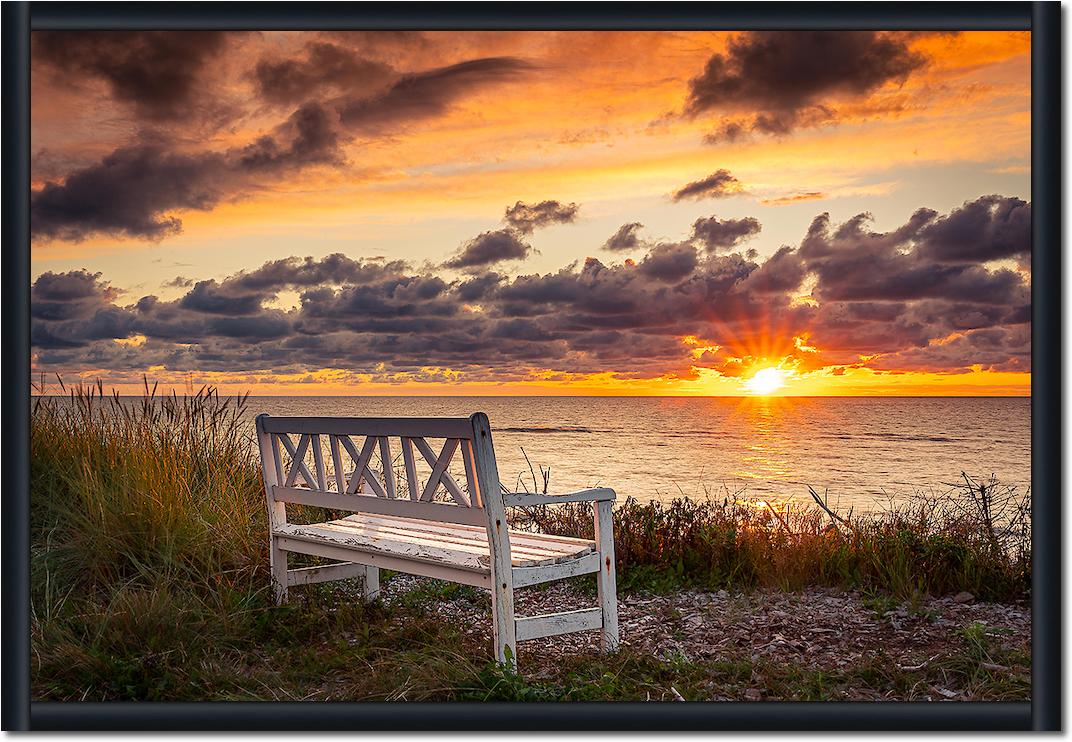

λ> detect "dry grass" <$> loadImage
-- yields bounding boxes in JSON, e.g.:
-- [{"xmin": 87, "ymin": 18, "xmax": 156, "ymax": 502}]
[{"xmin": 515, "ymin": 480, "xmax": 1030, "ymax": 601}]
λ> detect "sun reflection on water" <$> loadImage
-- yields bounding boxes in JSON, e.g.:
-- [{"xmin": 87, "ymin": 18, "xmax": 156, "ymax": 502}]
[{"xmin": 733, "ymin": 396, "xmax": 794, "ymax": 482}]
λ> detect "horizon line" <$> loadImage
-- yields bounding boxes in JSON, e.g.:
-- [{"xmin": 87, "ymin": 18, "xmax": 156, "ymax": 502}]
[{"xmin": 30, "ymin": 392, "xmax": 1032, "ymax": 399}]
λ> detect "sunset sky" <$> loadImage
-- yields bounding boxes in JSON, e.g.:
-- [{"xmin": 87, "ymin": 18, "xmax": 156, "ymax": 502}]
[{"xmin": 29, "ymin": 30, "xmax": 1031, "ymax": 396}]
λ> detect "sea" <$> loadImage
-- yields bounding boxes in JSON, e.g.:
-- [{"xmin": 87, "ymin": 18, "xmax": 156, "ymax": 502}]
[{"xmin": 242, "ymin": 396, "xmax": 1031, "ymax": 512}]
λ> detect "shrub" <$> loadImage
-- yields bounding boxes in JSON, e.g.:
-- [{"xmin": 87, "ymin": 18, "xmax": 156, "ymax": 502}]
[{"xmin": 515, "ymin": 481, "xmax": 1030, "ymax": 600}]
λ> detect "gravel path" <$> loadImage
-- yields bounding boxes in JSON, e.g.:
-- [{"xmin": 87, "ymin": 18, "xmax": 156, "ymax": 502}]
[{"xmin": 380, "ymin": 575, "xmax": 1031, "ymax": 700}]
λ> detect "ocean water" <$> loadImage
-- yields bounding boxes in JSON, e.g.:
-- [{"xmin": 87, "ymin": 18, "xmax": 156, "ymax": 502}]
[{"xmin": 244, "ymin": 396, "xmax": 1031, "ymax": 511}]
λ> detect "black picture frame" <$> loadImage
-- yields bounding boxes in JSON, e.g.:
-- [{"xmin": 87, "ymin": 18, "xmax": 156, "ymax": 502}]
[{"xmin": 2, "ymin": 1, "xmax": 1060, "ymax": 731}]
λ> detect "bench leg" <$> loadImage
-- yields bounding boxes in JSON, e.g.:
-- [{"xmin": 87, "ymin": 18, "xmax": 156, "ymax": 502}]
[
  {"xmin": 270, "ymin": 538, "xmax": 289, "ymax": 605},
  {"xmin": 362, "ymin": 565, "xmax": 380, "ymax": 602},
  {"xmin": 491, "ymin": 587, "xmax": 517, "ymax": 669},
  {"xmin": 594, "ymin": 500, "xmax": 619, "ymax": 652}
]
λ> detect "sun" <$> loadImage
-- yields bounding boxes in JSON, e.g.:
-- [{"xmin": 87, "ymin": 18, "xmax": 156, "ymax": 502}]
[{"xmin": 744, "ymin": 367, "xmax": 787, "ymax": 395}]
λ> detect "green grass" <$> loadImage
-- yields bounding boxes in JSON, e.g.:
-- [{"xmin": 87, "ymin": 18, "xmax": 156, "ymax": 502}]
[{"xmin": 30, "ymin": 381, "xmax": 1031, "ymax": 701}]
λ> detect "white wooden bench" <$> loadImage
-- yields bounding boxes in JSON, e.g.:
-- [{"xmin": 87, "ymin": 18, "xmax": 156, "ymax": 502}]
[{"xmin": 254, "ymin": 412, "xmax": 618, "ymax": 668}]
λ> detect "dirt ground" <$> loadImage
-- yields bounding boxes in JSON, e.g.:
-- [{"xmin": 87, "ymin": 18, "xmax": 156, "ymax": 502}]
[{"xmin": 381, "ymin": 575, "xmax": 1032, "ymax": 701}]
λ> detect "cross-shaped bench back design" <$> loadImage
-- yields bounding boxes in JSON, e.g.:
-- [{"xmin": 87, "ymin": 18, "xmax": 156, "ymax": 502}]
[{"xmin": 256, "ymin": 413, "xmax": 502, "ymax": 528}]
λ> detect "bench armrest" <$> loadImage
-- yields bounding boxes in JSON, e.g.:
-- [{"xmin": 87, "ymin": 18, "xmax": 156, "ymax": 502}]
[{"xmin": 502, "ymin": 487, "xmax": 616, "ymax": 507}]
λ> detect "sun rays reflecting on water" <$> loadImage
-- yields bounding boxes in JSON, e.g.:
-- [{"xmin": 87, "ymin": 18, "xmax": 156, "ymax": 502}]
[{"xmin": 736, "ymin": 397, "xmax": 794, "ymax": 482}]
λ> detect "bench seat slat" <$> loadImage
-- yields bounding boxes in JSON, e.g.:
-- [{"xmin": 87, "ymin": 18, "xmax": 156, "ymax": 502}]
[
  {"xmin": 324, "ymin": 517, "xmax": 590, "ymax": 564},
  {"xmin": 275, "ymin": 513, "xmax": 594, "ymax": 570},
  {"xmin": 347, "ymin": 513, "xmax": 594, "ymax": 559},
  {"xmin": 347, "ymin": 513, "xmax": 595, "ymax": 561},
  {"xmin": 359, "ymin": 511, "xmax": 599, "ymax": 550},
  {"xmin": 305, "ymin": 520, "xmax": 550, "ymax": 567},
  {"xmin": 323, "ymin": 518, "xmax": 551, "ymax": 557},
  {"xmin": 276, "ymin": 522, "xmax": 492, "ymax": 571}
]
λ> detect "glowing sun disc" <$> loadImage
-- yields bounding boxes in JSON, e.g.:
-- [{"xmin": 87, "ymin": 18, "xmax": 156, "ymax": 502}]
[{"xmin": 745, "ymin": 367, "xmax": 786, "ymax": 395}]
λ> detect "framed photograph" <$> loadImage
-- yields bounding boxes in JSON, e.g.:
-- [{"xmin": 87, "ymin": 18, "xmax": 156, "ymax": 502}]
[{"xmin": 4, "ymin": 1, "xmax": 1060, "ymax": 732}]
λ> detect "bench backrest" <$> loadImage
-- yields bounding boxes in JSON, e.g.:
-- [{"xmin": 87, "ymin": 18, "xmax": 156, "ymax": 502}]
[{"xmin": 254, "ymin": 412, "xmax": 505, "ymax": 529}]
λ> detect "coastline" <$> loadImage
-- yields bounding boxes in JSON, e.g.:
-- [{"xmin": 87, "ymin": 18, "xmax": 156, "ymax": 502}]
[{"xmin": 29, "ymin": 386, "xmax": 1032, "ymax": 702}]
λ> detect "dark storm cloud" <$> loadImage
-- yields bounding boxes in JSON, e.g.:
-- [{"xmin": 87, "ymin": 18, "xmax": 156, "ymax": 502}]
[
  {"xmin": 730, "ymin": 198, "xmax": 1032, "ymax": 372},
  {"xmin": 915, "ymin": 196, "xmax": 1031, "ymax": 264},
  {"xmin": 685, "ymin": 31, "xmax": 927, "ymax": 138},
  {"xmin": 690, "ymin": 216, "xmax": 761, "ymax": 251},
  {"xmin": 322, "ymin": 31, "xmax": 430, "ymax": 51},
  {"xmin": 30, "ymin": 255, "xmax": 411, "ymax": 353},
  {"xmin": 805, "ymin": 301, "xmax": 934, "ymax": 358},
  {"xmin": 33, "ymin": 53, "xmax": 535, "ymax": 243},
  {"xmin": 32, "ymin": 269, "xmax": 115, "ymax": 303},
  {"xmin": 502, "ymin": 200, "xmax": 580, "ymax": 234},
  {"xmin": 31, "ymin": 196, "xmax": 1032, "ymax": 382},
  {"xmin": 1003, "ymin": 304, "xmax": 1031, "ymax": 325},
  {"xmin": 33, "ymin": 31, "xmax": 229, "ymax": 121},
  {"xmin": 179, "ymin": 281, "xmax": 265, "ymax": 316},
  {"xmin": 211, "ymin": 313, "xmax": 293, "ymax": 340},
  {"xmin": 31, "ymin": 270, "xmax": 119, "ymax": 321},
  {"xmin": 868, "ymin": 326, "xmax": 1030, "ymax": 373},
  {"xmin": 820, "ymin": 262, "xmax": 1027, "ymax": 306},
  {"xmin": 253, "ymin": 41, "xmax": 395, "ymax": 105},
  {"xmin": 295, "ymin": 276, "xmax": 458, "ymax": 338},
  {"xmin": 798, "ymin": 198, "xmax": 1031, "ymax": 308},
  {"xmin": 338, "ymin": 57, "xmax": 536, "ymax": 132},
  {"xmin": 30, "ymin": 270, "xmax": 137, "ymax": 348},
  {"xmin": 739, "ymin": 246, "xmax": 806, "ymax": 293},
  {"xmin": 233, "ymin": 102, "xmax": 346, "ymax": 171},
  {"xmin": 602, "ymin": 222, "xmax": 646, "ymax": 251},
  {"xmin": 488, "ymin": 318, "xmax": 563, "ymax": 342},
  {"xmin": 445, "ymin": 230, "xmax": 532, "ymax": 270},
  {"xmin": 751, "ymin": 106, "xmax": 836, "ymax": 137},
  {"xmin": 905, "ymin": 300, "xmax": 1015, "ymax": 333},
  {"xmin": 30, "ymin": 145, "xmax": 227, "ymax": 241},
  {"xmin": 456, "ymin": 272, "xmax": 506, "ymax": 301},
  {"xmin": 702, "ymin": 120, "xmax": 747, "ymax": 144},
  {"xmin": 671, "ymin": 169, "xmax": 745, "ymax": 201},
  {"xmin": 293, "ymin": 277, "xmax": 469, "ymax": 343},
  {"xmin": 497, "ymin": 258, "xmax": 645, "ymax": 319},
  {"xmin": 31, "ymin": 306, "xmax": 137, "ymax": 349},
  {"xmin": 229, "ymin": 254, "xmax": 408, "ymax": 291},
  {"xmin": 496, "ymin": 254, "xmax": 761, "ymax": 331},
  {"xmin": 637, "ymin": 243, "xmax": 699, "ymax": 282},
  {"xmin": 31, "ymin": 103, "xmax": 347, "ymax": 242}
]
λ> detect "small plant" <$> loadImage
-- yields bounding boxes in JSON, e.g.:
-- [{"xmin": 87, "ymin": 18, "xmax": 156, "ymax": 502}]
[
  {"xmin": 862, "ymin": 593, "xmax": 899, "ymax": 619},
  {"xmin": 956, "ymin": 620, "xmax": 1014, "ymax": 667},
  {"xmin": 514, "ymin": 447, "xmax": 551, "ymax": 494},
  {"xmin": 462, "ymin": 656, "xmax": 560, "ymax": 702}
]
